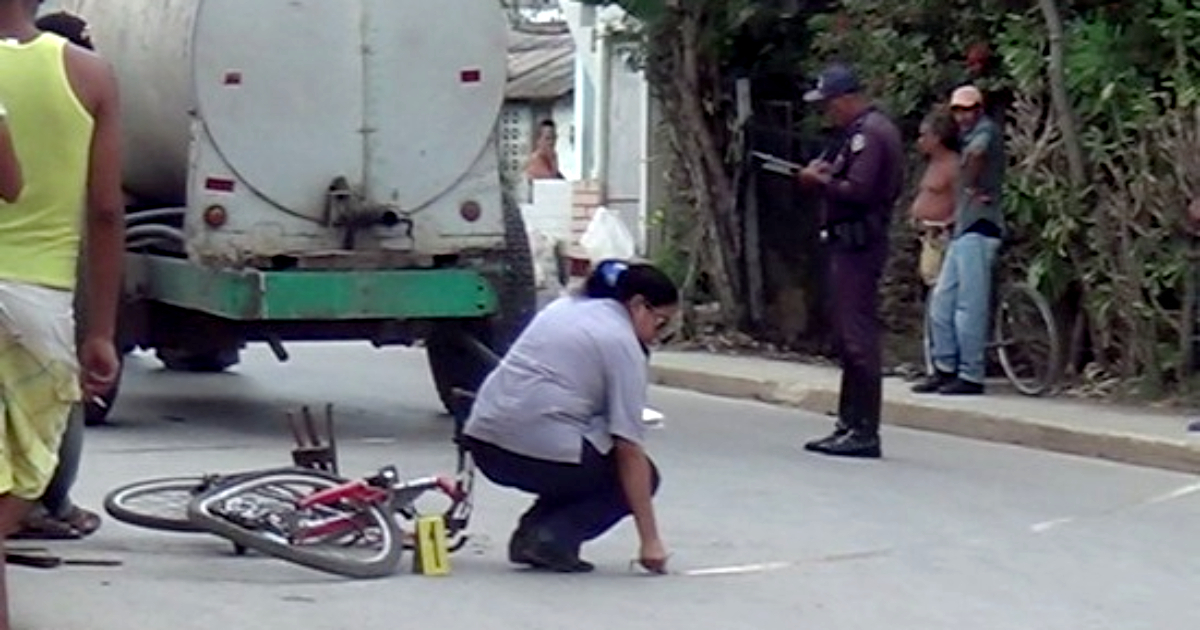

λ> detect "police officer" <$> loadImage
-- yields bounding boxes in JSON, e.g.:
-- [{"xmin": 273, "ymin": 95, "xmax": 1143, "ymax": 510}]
[{"xmin": 797, "ymin": 64, "xmax": 904, "ymax": 459}]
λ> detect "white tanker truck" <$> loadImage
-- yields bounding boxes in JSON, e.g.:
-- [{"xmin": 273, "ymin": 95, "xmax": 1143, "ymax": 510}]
[{"xmin": 55, "ymin": 0, "xmax": 535, "ymax": 423}]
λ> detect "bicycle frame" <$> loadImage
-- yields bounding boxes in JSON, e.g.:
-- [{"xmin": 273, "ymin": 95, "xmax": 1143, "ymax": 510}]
[{"xmin": 293, "ymin": 458, "xmax": 475, "ymax": 541}]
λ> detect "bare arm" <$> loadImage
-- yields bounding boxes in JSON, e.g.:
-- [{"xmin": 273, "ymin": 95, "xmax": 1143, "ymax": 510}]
[
  {"xmin": 962, "ymin": 149, "xmax": 985, "ymax": 190},
  {"xmin": 0, "ymin": 113, "xmax": 21, "ymax": 203},
  {"xmin": 961, "ymin": 126, "xmax": 992, "ymax": 192},
  {"xmin": 602, "ymin": 341, "xmax": 667, "ymax": 572},
  {"xmin": 78, "ymin": 53, "xmax": 125, "ymax": 342},
  {"xmin": 614, "ymin": 437, "xmax": 660, "ymax": 545}
]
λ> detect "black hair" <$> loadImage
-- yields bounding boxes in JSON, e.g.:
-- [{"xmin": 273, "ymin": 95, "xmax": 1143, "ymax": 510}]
[
  {"xmin": 36, "ymin": 11, "xmax": 93, "ymax": 50},
  {"xmin": 922, "ymin": 108, "xmax": 960, "ymax": 153},
  {"xmin": 539, "ymin": 119, "xmax": 556, "ymax": 128},
  {"xmin": 584, "ymin": 259, "xmax": 679, "ymax": 308}
]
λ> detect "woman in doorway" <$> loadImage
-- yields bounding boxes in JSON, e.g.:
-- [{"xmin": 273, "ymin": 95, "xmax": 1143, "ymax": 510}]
[{"xmin": 463, "ymin": 260, "xmax": 677, "ymax": 574}]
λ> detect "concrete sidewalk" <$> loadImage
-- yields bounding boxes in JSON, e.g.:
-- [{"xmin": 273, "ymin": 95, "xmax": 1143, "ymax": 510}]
[{"xmin": 650, "ymin": 351, "xmax": 1200, "ymax": 474}]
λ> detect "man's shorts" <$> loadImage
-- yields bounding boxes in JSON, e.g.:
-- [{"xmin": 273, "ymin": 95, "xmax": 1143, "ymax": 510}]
[
  {"xmin": 918, "ymin": 223, "xmax": 952, "ymax": 288},
  {"xmin": 0, "ymin": 279, "xmax": 80, "ymax": 498}
]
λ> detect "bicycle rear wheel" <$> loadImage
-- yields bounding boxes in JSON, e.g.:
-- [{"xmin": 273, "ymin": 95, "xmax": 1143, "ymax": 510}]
[
  {"xmin": 104, "ymin": 475, "xmax": 221, "ymax": 533},
  {"xmin": 994, "ymin": 282, "xmax": 1061, "ymax": 396},
  {"xmin": 188, "ymin": 468, "xmax": 402, "ymax": 579}
]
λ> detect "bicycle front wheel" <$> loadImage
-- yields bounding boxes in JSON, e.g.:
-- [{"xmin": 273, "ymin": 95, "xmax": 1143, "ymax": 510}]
[
  {"xmin": 994, "ymin": 282, "xmax": 1061, "ymax": 396},
  {"xmin": 188, "ymin": 468, "xmax": 403, "ymax": 579}
]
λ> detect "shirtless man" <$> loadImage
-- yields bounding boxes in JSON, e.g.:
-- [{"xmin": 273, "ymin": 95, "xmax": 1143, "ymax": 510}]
[
  {"xmin": 911, "ymin": 109, "xmax": 960, "ymax": 287},
  {"xmin": 0, "ymin": 1, "xmax": 124, "ymax": 627},
  {"xmin": 525, "ymin": 119, "xmax": 564, "ymax": 181}
]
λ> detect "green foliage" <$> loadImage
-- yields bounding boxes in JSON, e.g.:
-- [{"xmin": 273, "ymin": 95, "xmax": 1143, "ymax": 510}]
[
  {"xmin": 824, "ymin": 0, "xmax": 1200, "ymax": 396},
  {"xmin": 574, "ymin": 0, "xmax": 1200, "ymax": 398}
]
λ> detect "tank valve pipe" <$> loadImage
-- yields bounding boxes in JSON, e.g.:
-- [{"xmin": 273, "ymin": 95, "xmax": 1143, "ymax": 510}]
[
  {"xmin": 458, "ymin": 331, "xmax": 501, "ymax": 369},
  {"xmin": 125, "ymin": 225, "xmax": 186, "ymax": 242},
  {"xmin": 266, "ymin": 334, "xmax": 290, "ymax": 362},
  {"xmin": 125, "ymin": 208, "xmax": 186, "ymax": 225}
]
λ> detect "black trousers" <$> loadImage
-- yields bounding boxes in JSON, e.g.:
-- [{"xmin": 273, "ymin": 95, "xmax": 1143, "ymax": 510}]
[
  {"xmin": 464, "ymin": 436, "xmax": 660, "ymax": 552},
  {"xmin": 827, "ymin": 246, "xmax": 887, "ymax": 436}
]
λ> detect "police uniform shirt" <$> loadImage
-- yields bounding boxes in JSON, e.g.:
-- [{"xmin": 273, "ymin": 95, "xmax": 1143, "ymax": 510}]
[{"xmin": 822, "ymin": 108, "xmax": 905, "ymax": 225}]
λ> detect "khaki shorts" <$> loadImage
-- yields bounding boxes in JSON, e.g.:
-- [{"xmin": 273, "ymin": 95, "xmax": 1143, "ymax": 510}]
[
  {"xmin": 0, "ymin": 330, "xmax": 79, "ymax": 500},
  {"xmin": 918, "ymin": 224, "xmax": 952, "ymax": 287}
]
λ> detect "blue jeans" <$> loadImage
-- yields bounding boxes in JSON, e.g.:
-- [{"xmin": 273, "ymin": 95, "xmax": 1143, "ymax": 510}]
[{"xmin": 929, "ymin": 233, "xmax": 1001, "ymax": 384}]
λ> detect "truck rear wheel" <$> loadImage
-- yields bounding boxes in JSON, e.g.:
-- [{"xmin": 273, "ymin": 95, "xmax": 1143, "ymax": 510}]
[
  {"xmin": 427, "ymin": 193, "xmax": 536, "ymax": 416},
  {"xmin": 156, "ymin": 348, "xmax": 240, "ymax": 373},
  {"xmin": 426, "ymin": 322, "xmax": 495, "ymax": 420}
]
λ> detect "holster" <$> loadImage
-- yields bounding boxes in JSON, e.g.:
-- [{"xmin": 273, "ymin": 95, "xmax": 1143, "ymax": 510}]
[{"xmin": 821, "ymin": 214, "xmax": 881, "ymax": 251}]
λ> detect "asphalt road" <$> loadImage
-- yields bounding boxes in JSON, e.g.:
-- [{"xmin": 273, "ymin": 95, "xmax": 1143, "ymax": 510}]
[{"xmin": 10, "ymin": 343, "xmax": 1199, "ymax": 630}]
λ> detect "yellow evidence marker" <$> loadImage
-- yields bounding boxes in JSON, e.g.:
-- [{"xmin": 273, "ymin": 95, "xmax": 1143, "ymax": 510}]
[{"xmin": 413, "ymin": 515, "xmax": 451, "ymax": 576}]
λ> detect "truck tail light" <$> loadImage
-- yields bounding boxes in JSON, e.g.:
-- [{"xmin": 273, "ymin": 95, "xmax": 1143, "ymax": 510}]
[
  {"xmin": 460, "ymin": 200, "xmax": 482, "ymax": 222},
  {"xmin": 203, "ymin": 204, "xmax": 228, "ymax": 228}
]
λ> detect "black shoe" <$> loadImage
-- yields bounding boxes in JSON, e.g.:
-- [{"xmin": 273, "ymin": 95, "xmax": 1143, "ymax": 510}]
[
  {"xmin": 804, "ymin": 425, "xmax": 850, "ymax": 453},
  {"xmin": 510, "ymin": 530, "xmax": 594, "ymax": 573},
  {"xmin": 508, "ymin": 528, "xmax": 535, "ymax": 565},
  {"xmin": 912, "ymin": 370, "xmax": 954, "ymax": 394},
  {"xmin": 938, "ymin": 377, "xmax": 984, "ymax": 395},
  {"xmin": 819, "ymin": 432, "xmax": 882, "ymax": 459}
]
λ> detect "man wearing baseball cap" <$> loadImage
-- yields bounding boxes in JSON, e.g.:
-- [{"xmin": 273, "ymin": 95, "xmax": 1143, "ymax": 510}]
[
  {"xmin": 797, "ymin": 63, "xmax": 904, "ymax": 459},
  {"xmin": 913, "ymin": 84, "xmax": 1006, "ymax": 396}
]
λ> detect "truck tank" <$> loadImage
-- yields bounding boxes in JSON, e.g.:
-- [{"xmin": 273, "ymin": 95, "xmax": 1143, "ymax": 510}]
[{"xmin": 61, "ymin": 0, "xmax": 510, "ymax": 243}]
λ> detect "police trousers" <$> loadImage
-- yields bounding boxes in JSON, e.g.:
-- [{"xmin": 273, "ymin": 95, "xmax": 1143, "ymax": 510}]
[{"xmin": 826, "ymin": 245, "xmax": 887, "ymax": 436}]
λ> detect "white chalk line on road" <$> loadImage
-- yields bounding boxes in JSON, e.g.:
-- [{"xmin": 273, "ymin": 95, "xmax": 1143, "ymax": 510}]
[
  {"xmin": 673, "ymin": 548, "xmax": 893, "ymax": 578},
  {"xmin": 1029, "ymin": 480, "xmax": 1200, "ymax": 534},
  {"xmin": 670, "ymin": 480, "xmax": 1200, "ymax": 578}
]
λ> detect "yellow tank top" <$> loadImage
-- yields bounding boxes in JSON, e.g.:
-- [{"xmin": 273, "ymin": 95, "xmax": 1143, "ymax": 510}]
[{"xmin": 0, "ymin": 33, "xmax": 94, "ymax": 290}]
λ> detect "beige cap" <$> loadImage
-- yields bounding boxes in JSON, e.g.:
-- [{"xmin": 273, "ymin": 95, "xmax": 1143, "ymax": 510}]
[{"xmin": 950, "ymin": 85, "xmax": 984, "ymax": 108}]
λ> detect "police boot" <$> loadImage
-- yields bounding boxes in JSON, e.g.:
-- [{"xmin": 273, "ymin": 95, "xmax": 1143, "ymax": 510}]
[
  {"xmin": 821, "ymin": 430, "xmax": 882, "ymax": 459},
  {"xmin": 804, "ymin": 422, "xmax": 850, "ymax": 453}
]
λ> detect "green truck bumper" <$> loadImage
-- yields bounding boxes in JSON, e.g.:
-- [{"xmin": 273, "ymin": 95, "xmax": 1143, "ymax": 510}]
[{"xmin": 127, "ymin": 254, "xmax": 498, "ymax": 321}]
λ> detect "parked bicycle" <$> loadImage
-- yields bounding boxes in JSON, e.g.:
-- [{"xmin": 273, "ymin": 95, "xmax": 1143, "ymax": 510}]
[{"xmin": 922, "ymin": 265, "xmax": 1062, "ymax": 396}]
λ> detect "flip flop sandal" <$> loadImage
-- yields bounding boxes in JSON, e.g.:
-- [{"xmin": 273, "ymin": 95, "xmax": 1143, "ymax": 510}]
[
  {"xmin": 10, "ymin": 513, "xmax": 82, "ymax": 541},
  {"xmin": 61, "ymin": 506, "xmax": 102, "ymax": 537}
]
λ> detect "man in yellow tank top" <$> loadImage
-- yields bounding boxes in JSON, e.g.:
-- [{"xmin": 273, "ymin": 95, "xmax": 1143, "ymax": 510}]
[{"xmin": 0, "ymin": 1, "xmax": 124, "ymax": 628}]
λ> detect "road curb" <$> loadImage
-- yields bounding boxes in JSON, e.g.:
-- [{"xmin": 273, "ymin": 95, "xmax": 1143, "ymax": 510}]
[{"xmin": 651, "ymin": 365, "xmax": 1200, "ymax": 475}]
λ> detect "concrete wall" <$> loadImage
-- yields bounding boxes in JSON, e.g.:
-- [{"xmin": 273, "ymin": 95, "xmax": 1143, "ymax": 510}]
[
  {"xmin": 603, "ymin": 53, "xmax": 648, "ymax": 252},
  {"xmin": 560, "ymin": 1, "xmax": 654, "ymax": 257}
]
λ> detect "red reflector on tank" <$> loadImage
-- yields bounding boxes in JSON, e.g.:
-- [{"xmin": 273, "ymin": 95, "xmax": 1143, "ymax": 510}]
[
  {"xmin": 224, "ymin": 71, "xmax": 243, "ymax": 86},
  {"xmin": 205, "ymin": 177, "xmax": 236, "ymax": 193},
  {"xmin": 460, "ymin": 69, "xmax": 482, "ymax": 83}
]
